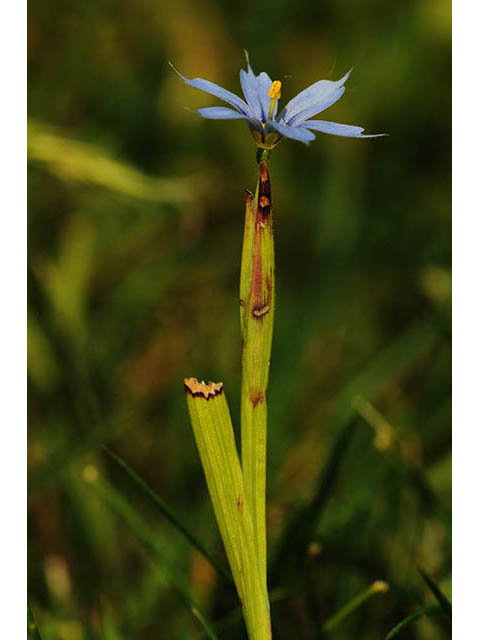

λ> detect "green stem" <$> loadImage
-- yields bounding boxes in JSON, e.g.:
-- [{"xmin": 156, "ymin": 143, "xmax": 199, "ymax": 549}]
[{"xmin": 240, "ymin": 159, "xmax": 275, "ymax": 587}]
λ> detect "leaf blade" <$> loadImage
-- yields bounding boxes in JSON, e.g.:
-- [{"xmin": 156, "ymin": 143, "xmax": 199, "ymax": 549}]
[
  {"xmin": 385, "ymin": 604, "xmax": 442, "ymax": 639},
  {"xmin": 103, "ymin": 446, "xmax": 232, "ymax": 584},
  {"xmin": 418, "ymin": 567, "xmax": 452, "ymax": 621}
]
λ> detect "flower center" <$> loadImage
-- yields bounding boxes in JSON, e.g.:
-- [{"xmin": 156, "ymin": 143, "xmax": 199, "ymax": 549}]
[{"xmin": 268, "ymin": 80, "xmax": 282, "ymax": 120}]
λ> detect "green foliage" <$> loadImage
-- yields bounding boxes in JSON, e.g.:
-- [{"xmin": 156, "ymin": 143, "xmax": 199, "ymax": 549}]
[
  {"xmin": 28, "ymin": 603, "xmax": 42, "ymax": 640},
  {"xmin": 103, "ymin": 446, "xmax": 232, "ymax": 583},
  {"xmin": 385, "ymin": 605, "xmax": 443, "ymax": 639},
  {"xmin": 418, "ymin": 567, "xmax": 452, "ymax": 621},
  {"xmin": 28, "ymin": 0, "xmax": 451, "ymax": 638}
]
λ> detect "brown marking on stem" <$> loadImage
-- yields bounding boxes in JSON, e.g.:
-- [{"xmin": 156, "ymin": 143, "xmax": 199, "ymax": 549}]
[
  {"xmin": 244, "ymin": 188, "xmax": 254, "ymax": 202},
  {"xmin": 258, "ymin": 160, "xmax": 272, "ymax": 218},
  {"xmin": 250, "ymin": 390, "xmax": 264, "ymax": 407},
  {"xmin": 237, "ymin": 494, "xmax": 244, "ymax": 513},
  {"xmin": 184, "ymin": 378, "xmax": 224, "ymax": 400},
  {"xmin": 239, "ymin": 298, "xmax": 245, "ymax": 307},
  {"xmin": 259, "ymin": 195, "xmax": 270, "ymax": 208},
  {"xmin": 250, "ymin": 227, "xmax": 263, "ymax": 309},
  {"xmin": 248, "ymin": 161, "xmax": 273, "ymax": 319},
  {"xmin": 251, "ymin": 273, "xmax": 272, "ymax": 319},
  {"xmin": 260, "ymin": 159, "xmax": 269, "ymax": 183},
  {"xmin": 252, "ymin": 303, "xmax": 270, "ymax": 318}
]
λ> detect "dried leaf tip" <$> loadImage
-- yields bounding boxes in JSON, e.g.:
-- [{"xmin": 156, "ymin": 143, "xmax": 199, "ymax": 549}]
[
  {"xmin": 244, "ymin": 188, "xmax": 254, "ymax": 202},
  {"xmin": 184, "ymin": 377, "xmax": 224, "ymax": 400}
]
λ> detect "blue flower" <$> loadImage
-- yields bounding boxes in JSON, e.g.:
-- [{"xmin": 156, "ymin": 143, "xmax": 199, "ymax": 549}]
[{"xmin": 170, "ymin": 54, "xmax": 385, "ymax": 149}]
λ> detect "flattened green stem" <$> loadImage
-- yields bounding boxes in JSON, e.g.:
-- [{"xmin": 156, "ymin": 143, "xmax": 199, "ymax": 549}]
[
  {"xmin": 185, "ymin": 378, "xmax": 271, "ymax": 640},
  {"xmin": 240, "ymin": 160, "xmax": 275, "ymax": 587},
  {"xmin": 321, "ymin": 580, "xmax": 389, "ymax": 632}
]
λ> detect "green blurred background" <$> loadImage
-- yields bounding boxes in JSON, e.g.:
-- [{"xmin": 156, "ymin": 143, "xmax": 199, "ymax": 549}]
[{"xmin": 28, "ymin": 0, "xmax": 451, "ymax": 638}]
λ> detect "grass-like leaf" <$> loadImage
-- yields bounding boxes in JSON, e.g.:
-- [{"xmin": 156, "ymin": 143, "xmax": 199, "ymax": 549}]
[
  {"xmin": 418, "ymin": 567, "xmax": 452, "ymax": 621},
  {"xmin": 28, "ymin": 119, "xmax": 195, "ymax": 204},
  {"xmin": 103, "ymin": 446, "xmax": 232, "ymax": 584},
  {"xmin": 84, "ymin": 470, "xmax": 217, "ymax": 638},
  {"xmin": 191, "ymin": 607, "xmax": 220, "ymax": 640},
  {"xmin": 385, "ymin": 604, "xmax": 442, "ymax": 639}
]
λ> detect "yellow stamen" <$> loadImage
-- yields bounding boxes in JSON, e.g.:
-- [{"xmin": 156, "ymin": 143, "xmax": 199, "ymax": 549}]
[
  {"xmin": 268, "ymin": 80, "xmax": 282, "ymax": 119},
  {"xmin": 268, "ymin": 80, "xmax": 282, "ymax": 100}
]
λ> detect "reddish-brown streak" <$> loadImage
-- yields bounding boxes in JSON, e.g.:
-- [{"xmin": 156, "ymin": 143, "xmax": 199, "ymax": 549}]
[
  {"xmin": 248, "ymin": 161, "xmax": 273, "ymax": 319},
  {"xmin": 260, "ymin": 160, "xmax": 268, "ymax": 183},
  {"xmin": 237, "ymin": 494, "xmax": 244, "ymax": 513},
  {"xmin": 250, "ymin": 390, "xmax": 264, "ymax": 407},
  {"xmin": 251, "ymin": 272, "xmax": 272, "ymax": 320},
  {"xmin": 250, "ymin": 225, "xmax": 263, "ymax": 309},
  {"xmin": 258, "ymin": 160, "xmax": 272, "ymax": 218}
]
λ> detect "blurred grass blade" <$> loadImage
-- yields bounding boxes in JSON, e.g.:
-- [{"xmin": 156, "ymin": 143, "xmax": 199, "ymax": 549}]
[
  {"xmin": 84, "ymin": 468, "xmax": 216, "ymax": 633},
  {"xmin": 270, "ymin": 416, "xmax": 359, "ymax": 586},
  {"xmin": 191, "ymin": 607, "xmax": 220, "ymax": 640},
  {"xmin": 385, "ymin": 604, "xmax": 442, "ymax": 639},
  {"xmin": 322, "ymin": 580, "xmax": 389, "ymax": 632},
  {"xmin": 103, "ymin": 446, "xmax": 232, "ymax": 584},
  {"xmin": 28, "ymin": 603, "xmax": 42, "ymax": 640},
  {"xmin": 28, "ymin": 118, "xmax": 195, "ymax": 204},
  {"xmin": 184, "ymin": 377, "xmax": 271, "ymax": 640},
  {"xmin": 418, "ymin": 567, "xmax": 452, "ymax": 621}
]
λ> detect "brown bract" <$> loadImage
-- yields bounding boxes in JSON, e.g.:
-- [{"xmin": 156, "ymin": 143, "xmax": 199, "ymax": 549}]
[{"xmin": 184, "ymin": 377, "xmax": 224, "ymax": 400}]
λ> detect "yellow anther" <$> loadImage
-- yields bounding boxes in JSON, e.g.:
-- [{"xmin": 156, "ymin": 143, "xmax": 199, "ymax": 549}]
[
  {"xmin": 268, "ymin": 80, "xmax": 282, "ymax": 120},
  {"xmin": 268, "ymin": 80, "xmax": 282, "ymax": 100}
]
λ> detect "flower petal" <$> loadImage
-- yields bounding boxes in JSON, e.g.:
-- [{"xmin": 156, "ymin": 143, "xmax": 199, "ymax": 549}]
[
  {"xmin": 240, "ymin": 60, "xmax": 276, "ymax": 123},
  {"xmin": 288, "ymin": 86, "xmax": 346, "ymax": 125},
  {"xmin": 255, "ymin": 71, "xmax": 276, "ymax": 122},
  {"xmin": 170, "ymin": 62, "xmax": 250, "ymax": 116},
  {"xmin": 198, "ymin": 106, "xmax": 249, "ymax": 119},
  {"xmin": 302, "ymin": 119, "xmax": 387, "ymax": 138},
  {"xmin": 281, "ymin": 70, "xmax": 352, "ymax": 124},
  {"xmin": 240, "ymin": 68, "xmax": 263, "ymax": 121},
  {"xmin": 270, "ymin": 121, "xmax": 316, "ymax": 144}
]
